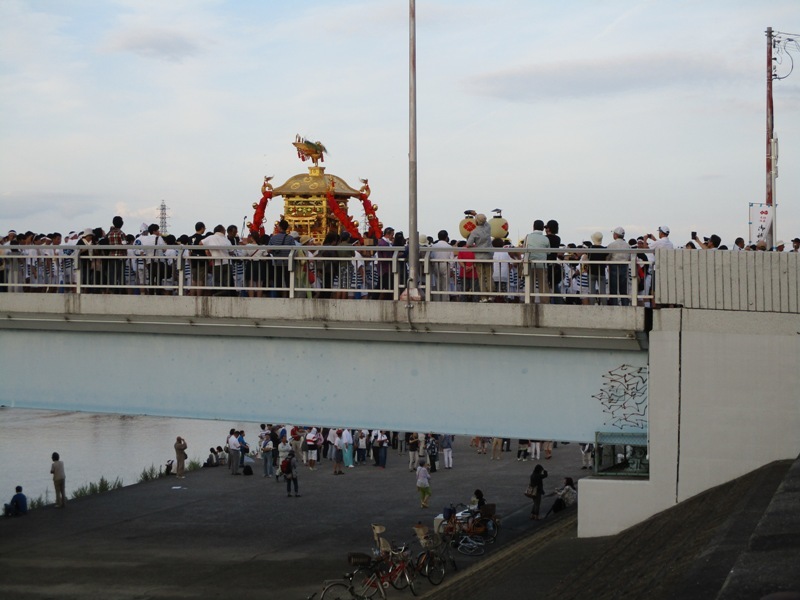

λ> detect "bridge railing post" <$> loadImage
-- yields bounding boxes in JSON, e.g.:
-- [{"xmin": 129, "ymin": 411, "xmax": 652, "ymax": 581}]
[
  {"xmin": 523, "ymin": 251, "xmax": 531, "ymax": 304},
  {"xmin": 177, "ymin": 252, "xmax": 184, "ymax": 296},
  {"xmin": 392, "ymin": 251, "xmax": 400, "ymax": 301},
  {"xmin": 422, "ymin": 249, "xmax": 431, "ymax": 302},
  {"xmin": 630, "ymin": 252, "xmax": 638, "ymax": 307},
  {"xmin": 288, "ymin": 250, "xmax": 296, "ymax": 299}
]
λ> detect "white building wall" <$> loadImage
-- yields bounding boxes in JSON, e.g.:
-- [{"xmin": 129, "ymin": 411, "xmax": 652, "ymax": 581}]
[{"xmin": 579, "ymin": 308, "xmax": 800, "ymax": 537}]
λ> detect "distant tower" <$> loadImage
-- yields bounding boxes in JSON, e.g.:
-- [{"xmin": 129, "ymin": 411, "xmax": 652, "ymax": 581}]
[{"xmin": 158, "ymin": 200, "xmax": 170, "ymax": 234}]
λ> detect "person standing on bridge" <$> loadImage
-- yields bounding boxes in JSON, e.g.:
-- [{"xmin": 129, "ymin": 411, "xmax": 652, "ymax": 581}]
[
  {"xmin": 466, "ymin": 214, "xmax": 493, "ymax": 299},
  {"xmin": 525, "ymin": 219, "xmax": 551, "ymax": 304},
  {"xmin": 607, "ymin": 227, "xmax": 630, "ymax": 306}
]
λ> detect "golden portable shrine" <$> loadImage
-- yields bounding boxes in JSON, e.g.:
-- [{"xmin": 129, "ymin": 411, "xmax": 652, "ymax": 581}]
[{"xmin": 247, "ymin": 136, "xmax": 382, "ymax": 242}]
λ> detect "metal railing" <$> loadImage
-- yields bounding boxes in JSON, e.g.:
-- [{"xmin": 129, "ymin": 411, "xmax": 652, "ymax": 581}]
[
  {"xmin": 0, "ymin": 245, "xmax": 652, "ymax": 305},
  {"xmin": 654, "ymin": 248, "xmax": 800, "ymax": 313}
]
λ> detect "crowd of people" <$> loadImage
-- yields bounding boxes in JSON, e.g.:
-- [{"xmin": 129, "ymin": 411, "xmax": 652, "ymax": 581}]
[
  {"xmin": 2, "ymin": 215, "xmax": 797, "ymax": 302},
  {"xmin": 11, "ymin": 427, "xmax": 588, "ymax": 519},
  {"xmin": 192, "ymin": 424, "xmax": 584, "ymax": 515}
]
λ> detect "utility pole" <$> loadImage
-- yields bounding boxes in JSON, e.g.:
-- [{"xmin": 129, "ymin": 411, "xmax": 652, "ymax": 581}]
[
  {"xmin": 765, "ymin": 27, "xmax": 776, "ymax": 248},
  {"xmin": 764, "ymin": 27, "xmax": 800, "ymax": 248}
]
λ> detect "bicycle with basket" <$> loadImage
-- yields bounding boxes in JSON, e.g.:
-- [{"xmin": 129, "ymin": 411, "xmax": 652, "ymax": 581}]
[{"xmin": 434, "ymin": 502, "xmax": 500, "ymax": 556}]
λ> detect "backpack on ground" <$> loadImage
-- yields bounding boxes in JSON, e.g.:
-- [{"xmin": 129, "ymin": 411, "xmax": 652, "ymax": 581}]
[{"xmin": 243, "ymin": 465, "xmax": 253, "ymax": 476}]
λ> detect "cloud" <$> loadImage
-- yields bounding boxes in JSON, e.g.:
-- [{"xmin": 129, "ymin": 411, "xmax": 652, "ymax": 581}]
[
  {"xmin": 0, "ymin": 192, "xmax": 101, "ymax": 225},
  {"xmin": 103, "ymin": 27, "xmax": 208, "ymax": 62},
  {"xmin": 463, "ymin": 54, "xmax": 743, "ymax": 103}
]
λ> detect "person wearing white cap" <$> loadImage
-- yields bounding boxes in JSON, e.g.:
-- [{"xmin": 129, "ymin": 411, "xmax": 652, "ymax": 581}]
[
  {"xmin": 645, "ymin": 226, "xmax": 673, "ymax": 254},
  {"xmin": 607, "ymin": 227, "xmax": 630, "ymax": 306},
  {"xmin": 772, "ymin": 240, "xmax": 785, "ymax": 252},
  {"xmin": 644, "ymin": 226, "xmax": 673, "ymax": 305}
]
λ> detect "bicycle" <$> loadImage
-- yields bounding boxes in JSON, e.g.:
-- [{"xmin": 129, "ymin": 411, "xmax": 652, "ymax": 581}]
[
  {"xmin": 475, "ymin": 503, "xmax": 501, "ymax": 543},
  {"xmin": 318, "ymin": 553, "xmax": 387, "ymax": 600},
  {"xmin": 368, "ymin": 524, "xmax": 419, "ymax": 595},
  {"xmin": 435, "ymin": 503, "xmax": 492, "ymax": 556},
  {"xmin": 413, "ymin": 524, "xmax": 458, "ymax": 585}
]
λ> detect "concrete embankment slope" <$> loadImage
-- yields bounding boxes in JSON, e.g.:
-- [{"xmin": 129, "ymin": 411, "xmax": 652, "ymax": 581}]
[{"xmin": 424, "ymin": 457, "xmax": 800, "ymax": 600}]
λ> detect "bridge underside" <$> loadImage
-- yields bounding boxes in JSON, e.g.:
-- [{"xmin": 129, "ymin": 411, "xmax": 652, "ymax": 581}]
[{"xmin": 0, "ymin": 295, "xmax": 649, "ymax": 441}]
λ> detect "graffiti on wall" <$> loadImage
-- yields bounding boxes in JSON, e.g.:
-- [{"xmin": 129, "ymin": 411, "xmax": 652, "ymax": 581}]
[{"xmin": 593, "ymin": 364, "xmax": 649, "ymax": 430}]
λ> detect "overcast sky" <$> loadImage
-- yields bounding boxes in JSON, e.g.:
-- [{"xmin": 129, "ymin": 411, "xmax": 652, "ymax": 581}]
[{"xmin": 1, "ymin": 0, "xmax": 799, "ymax": 246}]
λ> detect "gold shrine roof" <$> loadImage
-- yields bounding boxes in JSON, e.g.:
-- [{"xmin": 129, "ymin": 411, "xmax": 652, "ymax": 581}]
[{"xmin": 272, "ymin": 166, "xmax": 361, "ymax": 198}]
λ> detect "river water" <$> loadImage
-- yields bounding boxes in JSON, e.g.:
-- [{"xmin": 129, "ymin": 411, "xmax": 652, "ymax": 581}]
[{"xmin": 0, "ymin": 407, "xmax": 259, "ymax": 503}]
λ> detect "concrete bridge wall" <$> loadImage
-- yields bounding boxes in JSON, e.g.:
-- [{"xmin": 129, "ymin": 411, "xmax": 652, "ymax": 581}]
[{"xmin": 0, "ymin": 295, "xmax": 648, "ymax": 442}]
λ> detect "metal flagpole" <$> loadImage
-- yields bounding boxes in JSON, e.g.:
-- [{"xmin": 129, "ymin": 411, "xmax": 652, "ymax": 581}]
[{"xmin": 407, "ymin": 0, "xmax": 420, "ymax": 300}]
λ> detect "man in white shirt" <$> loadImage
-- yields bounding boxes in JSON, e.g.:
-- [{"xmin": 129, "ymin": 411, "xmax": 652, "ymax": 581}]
[
  {"xmin": 201, "ymin": 224, "xmax": 233, "ymax": 295},
  {"xmin": 645, "ymin": 226, "xmax": 674, "ymax": 306},
  {"xmin": 607, "ymin": 227, "xmax": 631, "ymax": 306},
  {"xmin": 228, "ymin": 430, "xmax": 241, "ymax": 475},
  {"xmin": 524, "ymin": 220, "xmax": 551, "ymax": 303},
  {"xmin": 430, "ymin": 230, "xmax": 452, "ymax": 301}
]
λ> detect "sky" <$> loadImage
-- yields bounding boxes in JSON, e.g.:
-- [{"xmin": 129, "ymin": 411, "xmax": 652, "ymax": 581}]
[{"xmin": 1, "ymin": 0, "xmax": 799, "ymax": 247}]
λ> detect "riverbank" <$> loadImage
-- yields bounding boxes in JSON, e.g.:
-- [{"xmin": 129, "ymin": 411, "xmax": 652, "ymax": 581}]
[{"xmin": 0, "ymin": 435, "xmax": 580, "ymax": 599}]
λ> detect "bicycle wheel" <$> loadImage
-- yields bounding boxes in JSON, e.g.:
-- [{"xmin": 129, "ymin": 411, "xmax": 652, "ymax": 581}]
[
  {"xmin": 352, "ymin": 569, "xmax": 385, "ymax": 599},
  {"xmin": 475, "ymin": 517, "xmax": 499, "ymax": 543},
  {"xmin": 415, "ymin": 551, "xmax": 431, "ymax": 577},
  {"xmin": 389, "ymin": 562, "xmax": 408, "ymax": 591},
  {"xmin": 406, "ymin": 564, "xmax": 420, "ymax": 596},
  {"xmin": 427, "ymin": 554, "xmax": 446, "ymax": 586},
  {"xmin": 320, "ymin": 581, "xmax": 353, "ymax": 600},
  {"xmin": 457, "ymin": 537, "xmax": 485, "ymax": 556}
]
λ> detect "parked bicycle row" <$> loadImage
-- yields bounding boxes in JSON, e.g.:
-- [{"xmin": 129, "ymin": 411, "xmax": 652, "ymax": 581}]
[{"xmin": 309, "ymin": 497, "xmax": 501, "ymax": 599}]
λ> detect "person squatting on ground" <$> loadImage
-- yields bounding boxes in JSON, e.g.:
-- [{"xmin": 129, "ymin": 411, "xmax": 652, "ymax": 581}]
[
  {"xmin": 4, "ymin": 486, "xmax": 27, "ymax": 517},
  {"xmin": 550, "ymin": 477, "xmax": 577, "ymax": 514}
]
